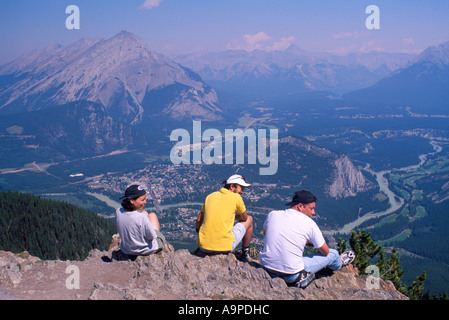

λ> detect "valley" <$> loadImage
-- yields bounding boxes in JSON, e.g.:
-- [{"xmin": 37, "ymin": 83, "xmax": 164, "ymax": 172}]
[
  {"xmin": 326, "ymin": 139, "xmax": 446, "ymax": 235},
  {"xmin": 1, "ymin": 103, "xmax": 448, "ymax": 295},
  {"xmin": 1, "ymin": 32, "xmax": 448, "ymax": 296}
]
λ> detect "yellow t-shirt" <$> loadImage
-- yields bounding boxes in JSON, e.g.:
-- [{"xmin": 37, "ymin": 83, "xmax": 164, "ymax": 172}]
[{"xmin": 197, "ymin": 188, "xmax": 246, "ymax": 251}]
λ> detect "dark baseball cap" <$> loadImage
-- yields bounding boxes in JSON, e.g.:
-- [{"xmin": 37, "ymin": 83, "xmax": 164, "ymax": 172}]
[
  {"xmin": 285, "ymin": 190, "xmax": 317, "ymax": 207},
  {"xmin": 120, "ymin": 184, "xmax": 146, "ymax": 200}
]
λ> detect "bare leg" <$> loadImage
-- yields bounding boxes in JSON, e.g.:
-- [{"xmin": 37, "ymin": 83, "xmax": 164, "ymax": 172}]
[
  {"xmin": 143, "ymin": 211, "xmax": 161, "ymax": 231},
  {"xmin": 239, "ymin": 215, "xmax": 253, "ymax": 248}
]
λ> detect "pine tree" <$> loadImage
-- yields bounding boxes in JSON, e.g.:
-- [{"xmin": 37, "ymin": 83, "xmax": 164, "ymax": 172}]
[
  {"xmin": 347, "ymin": 229, "xmax": 429, "ymax": 299},
  {"xmin": 336, "ymin": 237, "xmax": 347, "ymax": 254},
  {"xmin": 381, "ymin": 249, "xmax": 406, "ymax": 293},
  {"xmin": 406, "ymin": 271, "xmax": 427, "ymax": 300},
  {"xmin": 349, "ymin": 229, "xmax": 382, "ymax": 276}
]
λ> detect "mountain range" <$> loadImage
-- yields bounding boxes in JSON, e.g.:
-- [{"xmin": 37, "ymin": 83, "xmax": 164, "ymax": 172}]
[
  {"xmin": 1, "ymin": 31, "xmax": 448, "ymax": 297},
  {"xmin": 1, "ymin": 31, "xmax": 448, "ymax": 124},
  {"xmin": 0, "ymin": 31, "xmax": 222, "ymax": 124},
  {"xmin": 174, "ymin": 45, "xmax": 415, "ymax": 94},
  {"xmin": 0, "ymin": 32, "xmax": 448, "ymax": 189},
  {"xmin": 344, "ymin": 41, "xmax": 449, "ymax": 111},
  {"xmin": 0, "ymin": 31, "xmax": 447, "ymax": 184},
  {"xmin": 0, "ymin": 100, "xmax": 135, "ymax": 157}
]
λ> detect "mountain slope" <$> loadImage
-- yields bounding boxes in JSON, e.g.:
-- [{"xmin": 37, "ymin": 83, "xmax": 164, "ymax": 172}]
[
  {"xmin": 272, "ymin": 135, "xmax": 375, "ymax": 200},
  {"xmin": 0, "ymin": 31, "xmax": 222, "ymax": 123},
  {"xmin": 0, "ymin": 100, "xmax": 134, "ymax": 157},
  {"xmin": 0, "ymin": 191, "xmax": 116, "ymax": 260},
  {"xmin": 187, "ymin": 134, "xmax": 377, "ymax": 227},
  {"xmin": 344, "ymin": 41, "xmax": 449, "ymax": 110}
]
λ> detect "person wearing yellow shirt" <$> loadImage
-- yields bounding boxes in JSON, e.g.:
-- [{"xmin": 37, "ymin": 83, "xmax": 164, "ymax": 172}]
[{"xmin": 195, "ymin": 174, "xmax": 253, "ymax": 260}]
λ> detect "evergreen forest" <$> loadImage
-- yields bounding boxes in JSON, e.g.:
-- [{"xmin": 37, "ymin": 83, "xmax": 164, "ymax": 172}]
[{"xmin": 0, "ymin": 190, "xmax": 116, "ymax": 260}]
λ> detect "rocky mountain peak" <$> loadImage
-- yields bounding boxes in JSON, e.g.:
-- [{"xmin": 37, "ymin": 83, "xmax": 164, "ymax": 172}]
[
  {"xmin": 412, "ymin": 41, "xmax": 449, "ymax": 67},
  {"xmin": 0, "ymin": 31, "xmax": 222, "ymax": 124},
  {"xmin": 343, "ymin": 40, "xmax": 449, "ymax": 108}
]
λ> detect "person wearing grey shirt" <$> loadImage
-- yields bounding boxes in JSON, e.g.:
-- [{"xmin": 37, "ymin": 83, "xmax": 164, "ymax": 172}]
[{"xmin": 115, "ymin": 184, "xmax": 165, "ymax": 258}]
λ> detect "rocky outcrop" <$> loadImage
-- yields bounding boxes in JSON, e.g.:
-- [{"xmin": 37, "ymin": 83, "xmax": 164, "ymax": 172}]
[
  {"xmin": 279, "ymin": 136, "xmax": 375, "ymax": 199},
  {"xmin": 0, "ymin": 246, "xmax": 407, "ymax": 300},
  {"xmin": 328, "ymin": 155, "xmax": 374, "ymax": 199}
]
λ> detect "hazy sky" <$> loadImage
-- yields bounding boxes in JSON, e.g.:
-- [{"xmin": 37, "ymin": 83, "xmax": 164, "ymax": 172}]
[{"xmin": 1, "ymin": 0, "xmax": 449, "ymax": 64}]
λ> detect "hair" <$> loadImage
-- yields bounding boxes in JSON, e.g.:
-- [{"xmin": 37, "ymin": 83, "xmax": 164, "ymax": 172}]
[
  {"xmin": 121, "ymin": 198, "xmax": 136, "ymax": 212},
  {"xmin": 222, "ymin": 180, "xmax": 232, "ymax": 190},
  {"xmin": 223, "ymin": 181, "xmax": 243, "ymax": 190},
  {"xmin": 222, "ymin": 176, "xmax": 247, "ymax": 190},
  {"xmin": 221, "ymin": 180, "xmax": 231, "ymax": 190}
]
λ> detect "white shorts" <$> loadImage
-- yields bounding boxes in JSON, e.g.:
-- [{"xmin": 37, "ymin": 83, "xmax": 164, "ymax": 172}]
[{"xmin": 231, "ymin": 223, "xmax": 247, "ymax": 251}]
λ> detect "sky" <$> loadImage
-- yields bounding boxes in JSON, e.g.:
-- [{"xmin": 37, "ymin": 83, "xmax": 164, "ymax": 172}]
[{"xmin": 1, "ymin": 0, "xmax": 449, "ymax": 64}]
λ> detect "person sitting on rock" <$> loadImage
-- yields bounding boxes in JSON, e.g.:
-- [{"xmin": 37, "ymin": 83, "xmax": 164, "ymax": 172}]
[
  {"xmin": 260, "ymin": 190, "xmax": 355, "ymax": 288},
  {"xmin": 195, "ymin": 174, "xmax": 253, "ymax": 261},
  {"xmin": 114, "ymin": 184, "xmax": 165, "ymax": 260}
]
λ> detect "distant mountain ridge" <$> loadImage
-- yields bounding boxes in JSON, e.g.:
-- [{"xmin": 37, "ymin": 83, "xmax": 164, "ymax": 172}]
[
  {"xmin": 344, "ymin": 41, "xmax": 449, "ymax": 110},
  {"xmin": 0, "ymin": 31, "xmax": 222, "ymax": 123},
  {"xmin": 174, "ymin": 45, "xmax": 415, "ymax": 94}
]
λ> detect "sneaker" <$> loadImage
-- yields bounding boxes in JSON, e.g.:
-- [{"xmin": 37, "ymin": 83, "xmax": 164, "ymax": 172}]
[
  {"xmin": 294, "ymin": 270, "xmax": 315, "ymax": 289},
  {"xmin": 234, "ymin": 247, "xmax": 249, "ymax": 262},
  {"xmin": 340, "ymin": 250, "xmax": 356, "ymax": 266}
]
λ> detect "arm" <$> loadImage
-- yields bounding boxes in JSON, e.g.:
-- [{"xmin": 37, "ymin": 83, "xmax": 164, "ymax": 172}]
[
  {"xmin": 317, "ymin": 242, "xmax": 330, "ymax": 256},
  {"xmin": 235, "ymin": 196, "xmax": 248, "ymax": 223},
  {"xmin": 309, "ymin": 221, "xmax": 328, "ymax": 255},
  {"xmin": 235, "ymin": 210, "xmax": 248, "ymax": 222},
  {"xmin": 196, "ymin": 211, "xmax": 204, "ymax": 233}
]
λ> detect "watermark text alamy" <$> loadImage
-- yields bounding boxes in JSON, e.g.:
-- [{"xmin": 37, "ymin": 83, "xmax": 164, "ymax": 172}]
[{"xmin": 170, "ymin": 121, "xmax": 278, "ymax": 175}]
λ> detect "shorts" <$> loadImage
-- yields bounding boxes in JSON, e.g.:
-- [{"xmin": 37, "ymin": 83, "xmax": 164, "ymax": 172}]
[
  {"xmin": 155, "ymin": 230, "xmax": 166, "ymax": 252},
  {"xmin": 199, "ymin": 222, "xmax": 247, "ymax": 254},
  {"xmin": 231, "ymin": 222, "xmax": 247, "ymax": 251}
]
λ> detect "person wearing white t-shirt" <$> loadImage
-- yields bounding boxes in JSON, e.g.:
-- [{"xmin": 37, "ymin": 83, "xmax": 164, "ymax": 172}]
[{"xmin": 260, "ymin": 190, "xmax": 355, "ymax": 288}]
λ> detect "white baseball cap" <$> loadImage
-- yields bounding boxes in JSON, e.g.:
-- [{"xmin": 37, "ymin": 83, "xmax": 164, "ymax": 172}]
[{"xmin": 226, "ymin": 174, "xmax": 251, "ymax": 187}]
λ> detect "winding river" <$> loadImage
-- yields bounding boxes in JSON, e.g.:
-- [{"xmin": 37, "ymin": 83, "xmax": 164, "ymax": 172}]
[{"xmin": 325, "ymin": 140, "xmax": 443, "ymax": 235}]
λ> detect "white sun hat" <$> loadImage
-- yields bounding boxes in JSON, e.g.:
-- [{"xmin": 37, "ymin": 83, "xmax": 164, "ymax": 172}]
[{"xmin": 226, "ymin": 174, "xmax": 251, "ymax": 187}]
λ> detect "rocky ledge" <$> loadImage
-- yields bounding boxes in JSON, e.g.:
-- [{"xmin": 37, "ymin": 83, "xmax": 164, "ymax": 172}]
[{"xmin": 0, "ymin": 245, "xmax": 407, "ymax": 300}]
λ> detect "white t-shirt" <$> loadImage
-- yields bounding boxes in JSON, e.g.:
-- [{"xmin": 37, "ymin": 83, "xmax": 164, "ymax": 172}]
[
  {"xmin": 115, "ymin": 207, "xmax": 159, "ymax": 255},
  {"xmin": 260, "ymin": 208, "xmax": 325, "ymax": 274}
]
